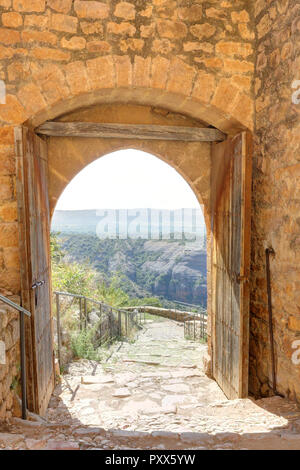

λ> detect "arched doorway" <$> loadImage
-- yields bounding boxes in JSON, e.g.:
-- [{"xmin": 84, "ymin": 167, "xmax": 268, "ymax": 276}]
[
  {"xmin": 51, "ymin": 147, "xmax": 207, "ymax": 305},
  {"xmin": 14, "ymin": 100, "xmax": 252, "ymax": 415}
]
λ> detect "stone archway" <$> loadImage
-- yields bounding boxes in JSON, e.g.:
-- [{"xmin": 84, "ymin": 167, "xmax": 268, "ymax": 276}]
[{"xmin": 13, "ymin": 84, "xmax": 252, "ymax": 414}]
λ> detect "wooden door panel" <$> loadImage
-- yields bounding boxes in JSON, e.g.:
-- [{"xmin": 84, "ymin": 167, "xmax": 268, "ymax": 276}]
[
  {"xmin": 15, "ymin": 127, "xmax": 55, "ymax": 416},
  {"xmin": 211, "ymin": 132, "xmax": 252, "ymax": 399}
]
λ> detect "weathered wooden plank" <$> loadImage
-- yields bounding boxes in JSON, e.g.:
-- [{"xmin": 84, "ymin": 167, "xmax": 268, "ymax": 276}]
[
  {"xmin": 211, "ymin": 131, "xmax": 252, "ymax": 399},
  {"xmin": 15, "ymin": 127, "xmax": 37, "ymax": 412},
  {"xmin": 36, "ymin": 122, "xmax": 226, "ymax": 142},
  {"xmin": 15, "ymin": 127, "xmax": 55, "ymax": 416}
]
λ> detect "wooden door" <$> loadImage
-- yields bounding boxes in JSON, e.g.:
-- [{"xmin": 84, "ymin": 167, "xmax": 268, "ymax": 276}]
[
  {"xmin": 211, "ymin": 131, "xmax": 252, "ymax": 399},
  {"xmin": 15, "ymin": 127, "xmax": 55, "ymax": 416}
]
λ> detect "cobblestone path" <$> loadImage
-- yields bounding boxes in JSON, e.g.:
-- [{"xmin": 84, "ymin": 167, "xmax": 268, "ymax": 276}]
[{"xmin": 2, "ymin": 319, "xmax": 300, "ymax": 450}]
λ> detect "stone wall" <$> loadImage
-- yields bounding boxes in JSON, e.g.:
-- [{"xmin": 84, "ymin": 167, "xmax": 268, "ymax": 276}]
[
  {"xmin": 0, "ymin": 0, "xmax": 299, "ymax": 417},
  {"xmin": 0, "ymin": 0, "xmax": 254, "ymax": 419},
  {"xmin": 250, "ymin": 0, "xmax": 300, "ymax": 400},
  {"xmin": 47, "ymin": 103, "xmax": 211, "ymax": 216},
  {"xmin": 0, "ymin": 0, "xmax": 255, "ymax": 295},
  {"xmin": 125, "ymin": 305, "xmax": 206, "ymax": 324},
  {"xmin": 0, "ymin": 296, "xmax": 20, "ymax": 419}
]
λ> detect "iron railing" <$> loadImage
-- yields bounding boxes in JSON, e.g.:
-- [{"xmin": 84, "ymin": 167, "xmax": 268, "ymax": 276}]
[
  {"xmin": 124, "ymin": 304, "xmax": 207, "ymax": 342},
  {"xmin": 53, "ymin": 291, "xmax": 144, "ymax": 369},
  {"xmin": 0, "ymin": 294, "xmax": 31, "ymax": 420},
  {"xmin": 170, "ymin": 301, "xmax": 207, "ymax": 341},
  {"xmin": 183, "ymin": 311, "xmax": 207, "ymax": 342}
]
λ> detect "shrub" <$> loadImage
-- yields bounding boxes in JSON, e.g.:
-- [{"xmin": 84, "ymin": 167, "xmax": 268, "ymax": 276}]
[{"xmin": 71, "ymin": 327, "xmax": 100, "ymax": 361}]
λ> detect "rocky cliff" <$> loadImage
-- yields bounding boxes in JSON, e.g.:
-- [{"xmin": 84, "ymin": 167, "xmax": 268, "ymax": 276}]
[{"xmin": 57, "ymin": 234, "xmax": 207, "ymax": 307}]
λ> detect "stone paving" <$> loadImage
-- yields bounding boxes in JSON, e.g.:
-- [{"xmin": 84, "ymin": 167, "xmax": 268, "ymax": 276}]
[{"xmin": 1, "ymin": 318, "xmax": 300, "ymax": 450}]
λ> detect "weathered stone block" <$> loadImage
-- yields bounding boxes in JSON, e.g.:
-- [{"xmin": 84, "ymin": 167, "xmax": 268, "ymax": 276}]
[
  {"xmin": 257, "ymin": 14, "xmax": 271, "ymax": 39},
  {"xmin": 86, "ymin": 56, "xmax": 115, "ymax": 90},
  {"xmin": 0, "ymin": 28, "xmax": 20, "ymax": 45},
  {"xmin": 50, "ymin": 13, "xmax": 78, "ymax": 33},
  {"xmin": 190, "ymin": 23, "xmax": 215, "ymax": 40},
  {"xmin": 80, "ymin": 20, "xmax": 103, "ymax": 35},
  {"xmin": 114, "ymin": 55, "xmax": 132, "ymax": 88},
  {"xmin": 0, "ymin": 222, "xmax": 19, "ymax": 248},
  {"xmin": 119, "ymin": 38, "xmax": 144, "ymax": 52},
  {"xmin": 231, "ymin": 10, "xmax": 250, "ymax": 23},
  {"xmin": 13, "ymin": 0, "xmax": 45, "ymax": 12},
  {"xmin": 167, "ymin": 58, "xmax": 195, "ymax": 96},
  {"xmin": 30, "ymin": 46, "xmax": 70, "ymax": 61},
  {"xmin": 47, "ymin": 0, "xmax": 72, "ymax": 14},
  {"xmin": 0, "ymin": 0, "xmax": 11, "ymax": 9},
  {"xmin": 177, "ymin": 5, "xmax": 202, "ymax": 21},
  {"xmin": 74, "ymin": 1, "xmax": 109, "ymax": 19},
  {"xmin": 192, "ymin": 71, "xmax": 215, "ymax": 104},
  {"xmin": 157, "ymin": 19, "xmax": 187, "ymax": 39},
  {"xmin": 2, "ymin": 12, "xmax": 22, "ymax": 28},
  {"xmin": 206, "ymin": 7, "xmax": 227, "ymax": 19},
  {"xmin": 61, "ymin": 36, "xmax": 86, "ymax": 50},
  {"xmin": 64, "ymin": 61, "xmax": 90, "ymax": 94},
  {"xmin": 24, "ymin": 14, "xmax": 49, "ymax": 29},
  {"xmin": 107, "ymin": 21, "xmax": 135, "ymax": 36},
  {"xmin": 18, "ymin": 82, "xmax": 47, "ymax": 115},
  {"xmin": 133, "ymin": 56, "xmax": 151, "ymax": 88},
  {"xmin": 150, "ymin": 56, "xmax": 169, "ymax": 90},
  {"xmin": 288, "ymin": 317, "xmax": 300, "ymax": 332},
  {"xmin": 114, "ymin": 2, "xmax": 136, "ymax": 20},
  {"xmin": 0, "ymin": 176, "xmax": 13, "ymax": 201},
  {"xmin": 216, "ymin": 41, "xmax": 253, "ymax": 58},
  {"xmin": 0, "ymin": 202, "xmax": 17, "ymax": 222},
  {"xmin": 86, "ymin": 40, "xmax": 111, "ymax": 53},
  {"xmin": 21, "ymin": 30, "xmax": 58, "ymax": 45}
]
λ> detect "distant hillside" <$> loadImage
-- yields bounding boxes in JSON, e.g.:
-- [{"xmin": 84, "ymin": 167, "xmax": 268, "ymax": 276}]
[
  {"xmin": 52, "ymin": 209, "xmax": 206, "ymax": 240},
  {"xmin": 55, "ymin": 233, "xmax": 207, "ymax": 307}
]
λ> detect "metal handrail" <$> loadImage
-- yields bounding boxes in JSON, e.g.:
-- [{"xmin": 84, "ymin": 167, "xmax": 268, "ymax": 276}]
[
  {"xmin": 53, "ymin": 291, "xmax": 132, "ymax": 315},
  {"xmin": 53, "ymin": 291, "xmax": 142, "ymax": 369},
  {"xmin": 0, "ymin": 293, "xmax": 31, "ymax": 420},
  {"xmin": 0, "ymin": 294, "xmax": 31, "ymax": 317},
  {"xmin": 125, "ymin": 304, "xmax": 207, "ymax": 342}
]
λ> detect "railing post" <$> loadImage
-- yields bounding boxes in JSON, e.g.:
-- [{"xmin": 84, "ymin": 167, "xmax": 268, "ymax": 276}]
[
  {"xmin": 99, "ymin": 303, "xmax": 102, "ymax": 345},
  {"xmin": 84, "ymin": 297, "xmax": 88, "ymax": 329},
  {"xmin": 118, "ymin": 310, "xmax": 121, "ymax": 337},
  {"xmin": 56, "ymin": 293, "xmax": 61, "ymax": 370},
  {"xmin": 79, "ymin": 296, "xmax": 82, "ymax": 331},
  {"xmin": 110, "ymin": 307, "xmax": 113, "ymax": 341},
  {"xmin": 0, "ymin": 295, "xmax": 31, "ymax": 421},
  {"xmin": 19, "ymin": 311, "xmax": 27, "ymax": 420}
]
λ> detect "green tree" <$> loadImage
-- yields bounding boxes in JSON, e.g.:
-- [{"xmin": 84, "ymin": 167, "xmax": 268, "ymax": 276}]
[
  {"xmin": 50, "ymin": 232, "xmax": 64, "ymax": 263},
  {"xmin": 126, "ymin": 296, "xmax": 162, "ymax": 307},
  {"xmin": 52, "ymin": 260, "xmax": 98, "ymax": 297},
  {"xmin": 96, "ymin": 273, "xmax": 129, "ymax": 307}
]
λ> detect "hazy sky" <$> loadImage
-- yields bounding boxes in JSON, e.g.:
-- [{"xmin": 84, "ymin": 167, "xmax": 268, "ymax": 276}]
[{"xmin": 56, "ymin": 149, "xmax": 201, "ymax": 210}]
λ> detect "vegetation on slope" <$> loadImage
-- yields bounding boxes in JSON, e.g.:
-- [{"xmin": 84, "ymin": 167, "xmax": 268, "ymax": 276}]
[{"xmin": 52, "ymin": 232, "xmax": 207, "ymax": 307}]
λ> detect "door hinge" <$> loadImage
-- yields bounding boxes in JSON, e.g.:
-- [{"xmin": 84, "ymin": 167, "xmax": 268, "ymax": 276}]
[{"xmin": 31, "ymin": 280, "xmax": 45, "ymax": 289}]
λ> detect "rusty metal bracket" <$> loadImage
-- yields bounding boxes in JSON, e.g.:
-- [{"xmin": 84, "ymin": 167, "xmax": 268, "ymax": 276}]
[{"xmin": 265, "ymin": 247, "xmax": 284, "ymax": 397}]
